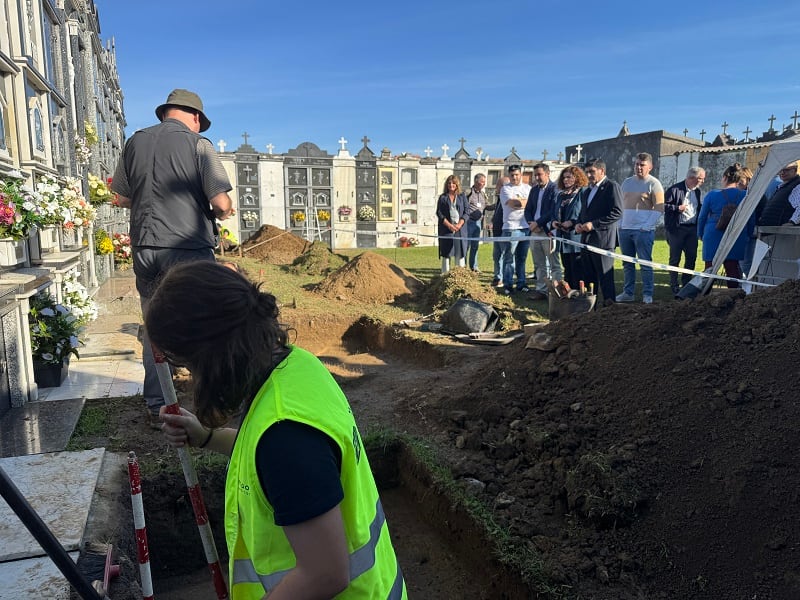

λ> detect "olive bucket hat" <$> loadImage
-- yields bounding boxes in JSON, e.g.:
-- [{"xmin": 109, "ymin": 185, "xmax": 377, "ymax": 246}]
[{"xmin": 155, "ymin": 89, "xmax": 211, "ymax": 132}]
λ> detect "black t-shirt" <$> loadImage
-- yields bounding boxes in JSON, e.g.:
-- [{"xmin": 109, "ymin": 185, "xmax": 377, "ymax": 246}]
[{"xmin": 255, "ymin": 420, "xmax": 344, "ymax": 526}]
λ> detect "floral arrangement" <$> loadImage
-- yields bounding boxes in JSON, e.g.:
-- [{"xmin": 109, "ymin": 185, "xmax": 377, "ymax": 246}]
[
  {"xmin": 74, "ymin": 137, "xmax": 91, "ymax": 164},
  {"xmin": 84, "ymin": 121, "xmax": 99, "ymax": 146},
  {"xmin": 95, "ymin": 228, "xmax": 113, "ymax": 255},
  {"xmin": 34, "ymin": 175, "xmax": 68, "ymax": 226},
  {"xmin": 61, "ymin": 272, "xmax": 98, "ymax": 325},
  {"xmin": 292, "ymin": 211, "xmax": 305, "ymax": 222},
  {"xmin": 408, "ymin": 236, "xmax": 419, "ymax": 246},
  {"xmin": 112, "ymin": 232, "xmax": 132, "ymax": 268},
  {"xmin": 398, "ymin": 236, "xmax": 420, "ymax": 247},
  {"xmin": 337, "ymin": 206, "xmax": 352, "ymax": 216},
  {"xmin": 241, "ymin": 210, "xmax": 258, "ymax": 223},
  {"xmin": 61, "ymin": 177, "xmax": 96, "ymax": 229},
  {"xmin": 316, "ymin": 209, "xmax": 331, "ymax": 222},
  {"xmin": 0, "ymin": 175, "xmax": 44, "ymax": 240},
  {"xmin": 29, "ymin": 292, "xmax": 83, "ymax": 365},
  {"xmin": 357, "ymin": 205, "xmax": 376, "ymax": 221},
  {"xmin": 88, "ymin": 174, "xmax": 114, "ymax": 205}
]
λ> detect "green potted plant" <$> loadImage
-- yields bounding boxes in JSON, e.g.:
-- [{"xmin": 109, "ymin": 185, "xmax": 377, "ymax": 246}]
[{"xmin": 28, "ymin": 292, "xmax": 83, "ymax": 387}]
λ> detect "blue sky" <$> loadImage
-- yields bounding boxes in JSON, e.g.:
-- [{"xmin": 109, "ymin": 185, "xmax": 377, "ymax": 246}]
[{"xmin": 95, "ymin": 0, "xmax": 799, "ymax": 161}]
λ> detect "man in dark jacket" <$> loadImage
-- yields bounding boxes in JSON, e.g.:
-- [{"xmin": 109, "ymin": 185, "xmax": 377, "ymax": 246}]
[
  {"xmin": 111, "ymin": 89, "xmax": 233, "ymax": 427},
  {"xmin": 525, "ymin": 163, "xmax": 562, "ymax": 299},
  {"xmin": 664, "ymin": 167, "xmax": 705, "ymax": 296}
]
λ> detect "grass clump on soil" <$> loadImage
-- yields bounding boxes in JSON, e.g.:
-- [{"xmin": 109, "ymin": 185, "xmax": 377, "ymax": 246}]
[{"xmin": 289, "ymin": 241, "xmax": 347, "ymax": 276}]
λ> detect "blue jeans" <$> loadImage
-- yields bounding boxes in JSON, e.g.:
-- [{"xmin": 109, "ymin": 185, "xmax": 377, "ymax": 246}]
[
  {"xmin": 501, "ymin": 228, "xmax": 530, "ymax": 290},
  {"xmin": 619, "ymin": 229, "xmax": 655, "ymax": 297},
  {"xmin": 466, "ymin": 220, "xmax": 481, "ymax": 270}
]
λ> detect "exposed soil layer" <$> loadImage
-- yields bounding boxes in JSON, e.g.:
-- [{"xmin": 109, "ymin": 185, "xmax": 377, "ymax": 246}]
[
  {"xmin": 239, "ymin": 224, "xmax": 310, "ymax": 264},
  {"xmin": 313, "ymin": 251, "xmax": 424, "ymax": 304}
]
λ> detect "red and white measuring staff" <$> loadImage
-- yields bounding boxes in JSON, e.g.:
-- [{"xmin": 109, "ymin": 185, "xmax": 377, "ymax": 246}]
[
  {"xmin": 128, "ymin": 451, "xmax": 154, "ymax": 600},
  {"xmin": 152, "ymin": 345, "xmax": 229, "ymax": 600}
]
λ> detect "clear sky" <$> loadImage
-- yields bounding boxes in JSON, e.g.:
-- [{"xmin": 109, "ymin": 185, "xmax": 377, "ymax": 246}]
[{"xmin": 95, "ymin": 0, "xmax": 799, "ymax": 161}]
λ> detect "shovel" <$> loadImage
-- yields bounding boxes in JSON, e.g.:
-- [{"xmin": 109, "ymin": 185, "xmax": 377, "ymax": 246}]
[{"xmin": 398, "ymin": 312, "xmax": 435, "ymax": 327}]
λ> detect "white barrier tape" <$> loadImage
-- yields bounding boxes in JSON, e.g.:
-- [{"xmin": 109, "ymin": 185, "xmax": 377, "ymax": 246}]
[{"xmin": 394, "ymin": 229, "xmax": 774, "ymax": 289}]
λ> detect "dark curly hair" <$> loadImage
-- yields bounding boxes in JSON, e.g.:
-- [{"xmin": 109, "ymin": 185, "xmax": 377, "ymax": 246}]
[{"xmin": 144, "ymin": 261, "xmax": 289, "ymax": 427}]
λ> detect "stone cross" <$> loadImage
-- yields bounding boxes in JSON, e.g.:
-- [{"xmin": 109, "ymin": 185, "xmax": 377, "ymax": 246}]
[
  {"xmin": 217, "ymin": 139, "xmax": 226, "ymax": 153},
  {"xmin": 791, "ymin": 111, "xmax": 800, "ymax": 129},
  {"xmin": 361, "ymin": 135, "xmax": 370, "ymax": 147},
  {"xmin": 242, "ymin": 165, "xmax": 254, "ymax": 182},
  {"xmin": 458, "ymin": 137, "xmax": 467, "ymax": 149},
  {"xmin": 242, "ymin": 132, "xmax": 250, "ymax": 145},
  {"xmin": 338, "ymin": 137, "xmax": 348, "ymax": 151},
  {"xmin": 721, "ymin": 121, "xmax": 729, "ymax": 135},
  {"xmin": 476, "ymin": 147, "xmax": 483, "ymax": 160},
  {"xmin": 424, "ymin": 146, "xmax": 432, "ymax": 158},
  {"xmin": 266, "ymin": 143, "xmax": 274, "ymax": 154},
  {"xmin": 768, "ymin": 114, "xmax": 777, "ymax": 131},
  {"xmin": 743, "ymin": 126, "xmax": 752, "ymax": 142},
  {"xmin": 557, "ymin": 151, "xmax": 564, "ymax": 162},
  {"xmin": 683, "ymin": 128, "xmax": 689, "ymax": 136},
  {"xmin": 575, "ymin": 144, "xmax": 583, "ymax": 162},
  {"xmin": 510, "ymin": 146, "xmax": 517, "ymax": 155},
  {"xmin": 542, "ymin": 149, "xmax": 548, "ymax": 160},
  {"xmin": 441, "ymin": 143, "xmax": 450, "ymax": 159},
  {"xmin": 699, "ymin": 129, "xmax": 707, "ymax": 141}
]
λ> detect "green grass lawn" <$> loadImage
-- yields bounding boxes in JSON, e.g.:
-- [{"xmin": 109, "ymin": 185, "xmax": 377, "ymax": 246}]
[{"xmin": 342, "ymin": 236, "xmax": 701, "ymax": 303}]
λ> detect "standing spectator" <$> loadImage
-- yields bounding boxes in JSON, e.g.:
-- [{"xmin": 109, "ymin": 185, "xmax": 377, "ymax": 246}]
[
  {"xmin": 575, "ymin": 158, "xmax": 623, "ymax": 306},
  {"xmin": 499, "ymin": 165, "xmax": 532, "ymax": 294},
  {"xmin": 616, "ymin": 153, "xmax": 664, "ymax": 304},
  {"xmin": 111, "ymin": 89, "xmax": 233, "ymax": 428},
  {"xmin": 435, "ymin": 175, "xmax": 468, "ymax": 273},
  {"xmin": 758, "ymin": 161, "xmax": 800, "ymax": 226},
  {"xmin": 465, "ymin": 173, "xmax": 488, "ymax": 271},
  {"xmin": 664, "ymin": 167, "xmax": 705, "ymax": 296},
  {"xmin": 525, "ymin": 163, "xmax": 562, "ymax": 299},
  {"xmin": 697, "ymin": 163, "xmax": 754, "ymax": 288},
  {"xmin": 551, "ymin": 166, "xmax": 588, "ymax": 289},
  {"xmin": 489, "ymin": 175, "xmax": 510, "ymax": 287}
]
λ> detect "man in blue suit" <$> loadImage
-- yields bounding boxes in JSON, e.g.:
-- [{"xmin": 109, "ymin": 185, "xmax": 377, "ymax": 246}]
[
  {"xmin": 525, "ymin": 163, "xmax": 562, "ymax": 299},
  {"xmin": 575, "ymin": 158, "xmax": 623, "ymax": 306}
]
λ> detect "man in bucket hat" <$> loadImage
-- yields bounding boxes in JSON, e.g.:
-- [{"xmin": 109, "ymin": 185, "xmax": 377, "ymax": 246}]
[{"xmin": 111, "ymin": 89, "xmax": 233, "ymax": 428}]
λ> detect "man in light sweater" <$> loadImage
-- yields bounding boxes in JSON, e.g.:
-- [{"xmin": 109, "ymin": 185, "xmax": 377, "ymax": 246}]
[
  {"xmin": 616, "ymin": 153, "xmax": 664, "ymax": 304},
  {"xmin": 499, "ymin": 165, "xmax": 532, "ymax": 294}
]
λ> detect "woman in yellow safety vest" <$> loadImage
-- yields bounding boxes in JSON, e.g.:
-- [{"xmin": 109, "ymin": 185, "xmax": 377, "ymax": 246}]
[{"xmin": 149, "ymin": 261, "xmax": 406, "ymax": 599}]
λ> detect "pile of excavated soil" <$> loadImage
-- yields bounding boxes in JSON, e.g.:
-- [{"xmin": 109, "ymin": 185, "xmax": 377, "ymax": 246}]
[
  {"xmin": 313, "ymin": 251, "xmax": 423, "ymax": 305},
  {"xmin": 425, "ymin": 267, "xmax": 510, "ymax": 311},
  {"xmin": 425, "ymin": 280, "xmax": 800, "ymax": 599},
  {"xmin": 290, "ymin": 241, "xmax": 347, "ymax": 276},
  {"xmin": 240, "ymin": 224, "xmax": 310, "ymax": 264}
]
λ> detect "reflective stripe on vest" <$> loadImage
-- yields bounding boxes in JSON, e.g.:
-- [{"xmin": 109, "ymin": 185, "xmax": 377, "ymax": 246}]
[{"xmin": 232, "ymin": 498, "xmax": 399, "ymax": 595}]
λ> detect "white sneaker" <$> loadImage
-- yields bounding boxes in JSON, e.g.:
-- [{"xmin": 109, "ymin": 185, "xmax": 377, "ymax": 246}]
[
  {"xmin": 615, "ymin": 292, "xmax": 635, "ymax": 302},
  {"xmin": 643, "ymin": 295, "xmax": 653, "ymax": 304}
]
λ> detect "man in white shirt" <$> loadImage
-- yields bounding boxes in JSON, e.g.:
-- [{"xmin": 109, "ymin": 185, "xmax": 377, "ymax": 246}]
[
  {"xmin": 499, "ymin": 165, "xmax": 532, "ymax": 294},
  {"xmin": 664, "ymin": 167, "xmax": 705, "ymax": 296}
]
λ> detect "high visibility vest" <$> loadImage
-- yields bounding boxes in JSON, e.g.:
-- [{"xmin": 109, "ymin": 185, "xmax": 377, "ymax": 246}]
[{"xmin": 225, "ymin": 346, "xmax": 406, "ymax": 599}]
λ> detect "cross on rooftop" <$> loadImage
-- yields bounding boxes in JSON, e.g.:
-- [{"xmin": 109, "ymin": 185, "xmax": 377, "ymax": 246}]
[
  {"xmin": 557, "ymin": 151, "xmax": 563, "ymax": 162},
  {"xmin": 575, "ymin": 144, "xmax": 583, "ymax": 161},
  {"xmin": 338, "ymin": 137, "xmax": 348, "ymax": 150},
  {"xmin": 458, "ymin": 137, "xmax": 467, "ymax": 149},
  {"xmin": 791, "ymin": 111, "xmax": 800, "ymax": 129},
  {"xmin": 541, "ymin": 149, "xmax": 548, "ymax": 160},
  {"xmin": 361, "ymin": 135, "xmax": 370, "ymax": 147},
  {"xmin": 683, "ymin": 128, "xmax": 689, "ymax": 136},
  {"xmin": 721, "ymin": 121, "xmax": 729, "ymax": 135},
  {"xmin": 424, "ymin": 146, "xmax": 432, "ymax": 157},
  {"xmin": 476, "ymin": 147, "xmax": 483, "ymax": 160},
  {"xmin": 441, "ymin": 143, "xmax": 449, "ymax": 157},
  {"xmin": 743, "ymin": 126, "xmax": 752, "ymax": 142},
  {"xmin": 217, "ymin": 139, "xmax": 226, "ymax": 152},
  {"xmin": 242, "ymin": 132, "xmax": 250, "ymax": 145},
  {"xmin": 768, "ymin": 114, "xmax": 777, "ymax": 131},
  {"xmin": 266, "ymin": 143, "xmax": 274, "ymax": 154},
  {"xmin": 699, "ymin": 129, "xmax": 706, "ymax": 141}
]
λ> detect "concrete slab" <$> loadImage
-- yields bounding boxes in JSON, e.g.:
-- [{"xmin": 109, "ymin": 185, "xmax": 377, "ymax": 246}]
[
  {"xmin": 0, "ymin": 398, "xmax": 85, "ymax": 458},
  {"xmin": 0, "ymin": 448, "xmax": 105, "ymax": 560},
  {"xmin": 0, "ymin": 551, "xmax": 78, "ymax": 600}
]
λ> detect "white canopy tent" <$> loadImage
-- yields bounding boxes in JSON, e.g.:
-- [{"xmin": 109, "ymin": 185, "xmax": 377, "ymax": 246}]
[{"xmin": 704, "ymin": 136, "xmax": 800, "ymax": 292}]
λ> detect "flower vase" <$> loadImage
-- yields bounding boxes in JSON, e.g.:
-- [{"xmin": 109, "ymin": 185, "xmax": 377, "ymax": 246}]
[
  {"xmin": 0, "ymin": 238, "xmax": 28, "ymax": 267},
  {"xmin": 400, "ymin": 241, "xmax": 410, "ymax": 248},
  {"xmin": 38, "ymin": 226, "xmax": 59, "ymax": 253},
  {"xmin": 33, "ymin": 358, "xmax": 70, "ymax": 388}
]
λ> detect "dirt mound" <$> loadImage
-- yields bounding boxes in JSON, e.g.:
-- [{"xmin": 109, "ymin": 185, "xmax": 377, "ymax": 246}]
[
  {"xmin": 290, "ymin": 241, "xmax": 347, "ymax": 276},
  {"xmin": 425, "ymin": 267, "xmax": 509, "ymax": 311},
  {"xmin": 241, "ymin": 224, "xmax": 310, "ymax": 264},
  {"xmin": 313, "ymin": 251, "xmax": 423, "ymax": 304},
  {"xmin": 428, "ymin": 281, "xmax": 800, "ymax": 599}
]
